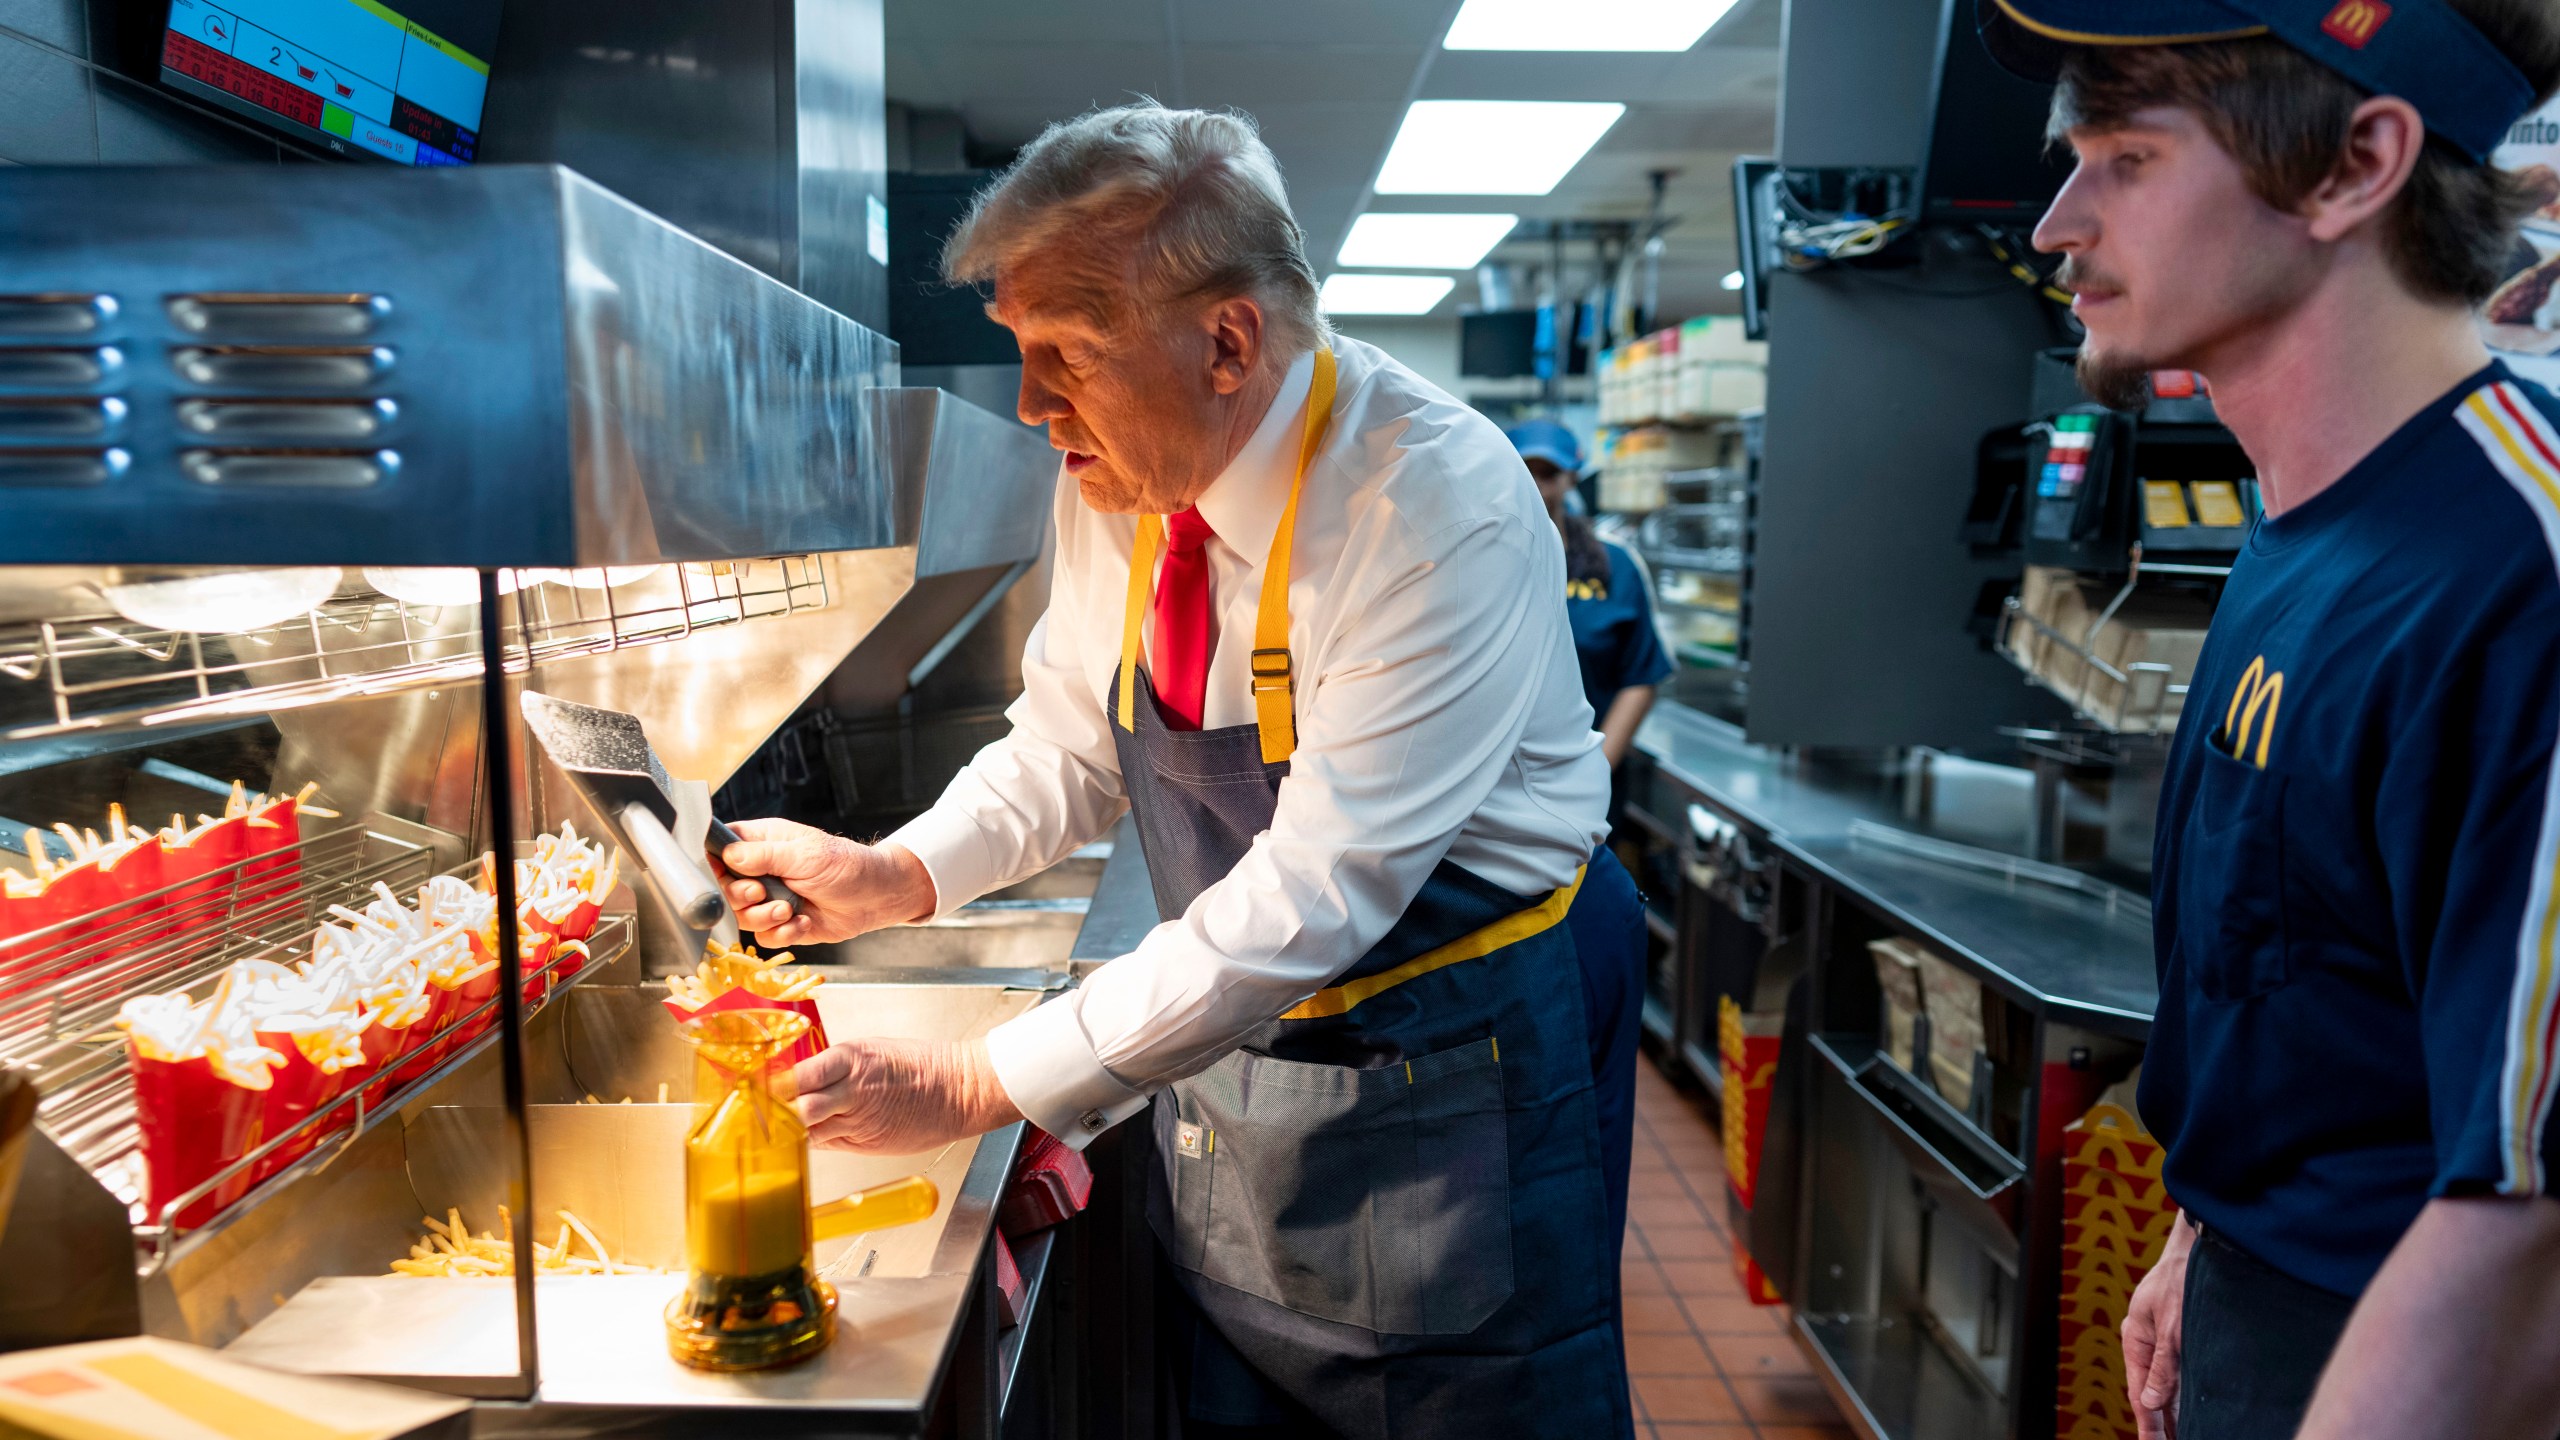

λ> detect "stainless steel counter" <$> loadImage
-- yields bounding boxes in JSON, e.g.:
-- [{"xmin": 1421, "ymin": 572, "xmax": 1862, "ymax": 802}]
[
  {"xmin": 1636, "ymin": 703, "xmax": 2157, "ymax": 1037},
  {"xmin": 1066, "ymin": 816, "xmax": 1155, "ymax": 970}
]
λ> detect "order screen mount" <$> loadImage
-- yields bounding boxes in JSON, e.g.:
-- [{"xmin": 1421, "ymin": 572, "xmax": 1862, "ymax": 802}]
[{"xmin": 158, "ymin": 0, "xmax": 498, "ymax": 166}]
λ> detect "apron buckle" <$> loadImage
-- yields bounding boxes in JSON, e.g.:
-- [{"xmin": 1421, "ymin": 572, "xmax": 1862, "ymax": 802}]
[{"xmin": 1249, "ymin": 648, "xmax": 1293, "ymax": 691}]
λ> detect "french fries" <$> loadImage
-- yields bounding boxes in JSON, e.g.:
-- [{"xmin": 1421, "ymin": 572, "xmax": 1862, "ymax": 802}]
[
  {"xmin": 387, "ymin": 1205, "xmax": 661, "ymax": 1277},
  {"xmin": 665, "ymin": 937, "xmax": 823, "ymax": 1009}
]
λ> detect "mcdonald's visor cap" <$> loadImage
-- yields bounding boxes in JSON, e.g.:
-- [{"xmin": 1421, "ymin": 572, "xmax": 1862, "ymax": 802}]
[
  {"xmin": 1979, "ymin": 0, "xmax": 2538, "ymax": 161},
  {"xmin": 1506, "ymin": 418, "xmax": 1586, "ymax": 474}
]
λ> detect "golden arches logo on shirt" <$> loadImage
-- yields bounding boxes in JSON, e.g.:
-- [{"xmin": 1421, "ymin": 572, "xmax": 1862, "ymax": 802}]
[
  {"xmin": 2220, "ymin": 655, "xmax": 2284, "ymax": 768},
  {"xmin": 1566, "ymin": 578, "xmax": 1610, "ymax": 602}
]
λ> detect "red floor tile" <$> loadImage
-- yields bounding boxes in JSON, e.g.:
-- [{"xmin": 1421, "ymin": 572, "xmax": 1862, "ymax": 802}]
[
  {"xmin": 1625, "ymin": 1292, "xmax": 1694, "ymax": 1334},
  {"xmin": 1624, "ymin": 1054, "xmax": 1858, "ymax": 1437},
  {"xmin": 1731, "ymin": 1373, "xmax": 1845, "ymax": 1427},
  {"xmin": 1706, "ymin": 1332, "xmax": 1813, "ymax": 1379},
  {"xmin": 1681, "ymin": 1290, "xmax": 1788, "ymax": 1335},
  {"xmin": 1625, "ymin": 1330, "xmax": 1714, "ymax": 1375},
  {"xmin": 1622, "ymin": 1260, "xmax": 1671, "ymax": 1296},
  {"xmin": 1631, "ymin": 1193, "xmax": 1710, "ymax": 1226},
  {"xmin": 1641, "ymin": 1225, "xmax": 1727, "ymax": 1261},
  {"xmin": 1658, "ymin": 1259, "xmax": 1743, "ymax": 1297},
  {"xmin": 1635, "ymin": 1373, "xmax": 1746, "ymax": 1423}
]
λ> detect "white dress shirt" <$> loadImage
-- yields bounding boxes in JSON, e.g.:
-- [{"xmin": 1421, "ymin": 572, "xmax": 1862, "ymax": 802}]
[{"xmin": 887, "ymin": 337, "xmax": 1612, "ymax": 1147}]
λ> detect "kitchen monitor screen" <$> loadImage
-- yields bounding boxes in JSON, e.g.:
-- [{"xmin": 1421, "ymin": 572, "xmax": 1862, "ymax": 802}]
[{"xmin": 158, "ymin": 0, "xmax": 498, "ymax": 166}]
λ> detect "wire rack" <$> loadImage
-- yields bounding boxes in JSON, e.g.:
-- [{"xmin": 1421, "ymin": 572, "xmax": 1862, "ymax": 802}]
[
  {"xmin": 0, "ymin": 557, "xmax": 830, "ymax": 741},
  {"xmin": 0, "ymin": 820, "xmax": 631, "ymax": 1260},
  {"xmin": 1638, "ymin": 500, "xmax": 1748, "ymax": 577},
  {"xmin": 1997, "ymin": 596, "xmax": 2186, "ymax": 735}
]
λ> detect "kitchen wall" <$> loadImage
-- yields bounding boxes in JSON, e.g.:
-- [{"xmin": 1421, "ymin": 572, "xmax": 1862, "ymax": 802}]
[
  {"xmin": 1330, "ymin": 317, "xmax": 1463, "ymax": 399},
  {"xmin": 0, "ymin": 0, "xmax": 294, "ymax": 165}
]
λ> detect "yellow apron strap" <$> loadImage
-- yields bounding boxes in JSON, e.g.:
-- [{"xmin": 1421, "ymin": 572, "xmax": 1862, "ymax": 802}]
[
  {"xmin": 1116, "ymin": 346, "xmax": 1338, "ymax": 760},
  {"xmin": 1116, "ymin": 514, "xmax": 1164, "ymax": 733},
  {"xmin": 1281, "ymin": 866, "xmax": 1585, "ymax": 1021},
  {"xmin": 1251, "ymin": 347, "xmax": 1337, "ymax": 763}
]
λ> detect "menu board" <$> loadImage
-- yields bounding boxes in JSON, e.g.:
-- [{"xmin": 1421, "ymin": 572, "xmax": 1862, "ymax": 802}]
[
  {"xmin": 2486, "ymin": 97, "xmax": 2560, "ymax": 388},
  {"xmin": 158, "ymin": 0, "xmax": 497, "ymax": 167}
]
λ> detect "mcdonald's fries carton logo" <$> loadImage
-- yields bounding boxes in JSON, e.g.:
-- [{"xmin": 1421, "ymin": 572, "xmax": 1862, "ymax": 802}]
[
  {"xmin": 2322, "ymin": 0, "xmax": 2390, "ymax": 48},
  {"xmin": 2219, "ymin": 655, "xmax": 2285, "ymax": 768}
]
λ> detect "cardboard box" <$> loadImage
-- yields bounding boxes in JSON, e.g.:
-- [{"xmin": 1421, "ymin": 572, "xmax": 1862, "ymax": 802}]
[
  {"xmin": 0, "ymin": 1337, "xmax": 468, "ymax": 1440},
  {"xmin": 1869, "ymin": 937, "xmax": 1926, "ymax": 1072}
]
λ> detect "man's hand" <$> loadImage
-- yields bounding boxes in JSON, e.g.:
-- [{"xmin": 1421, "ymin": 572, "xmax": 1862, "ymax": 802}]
[
  {"xmin": 791, "ymin": 1037, "xmax": 1024, "ymax": 1153},
  {"xmin": 2123, "ymin": 1211, "xmax": 2196, "ymax": 1440},
  {"xmin": 716, "ymin": 819, "xmax": 937, "ymax": 947}
]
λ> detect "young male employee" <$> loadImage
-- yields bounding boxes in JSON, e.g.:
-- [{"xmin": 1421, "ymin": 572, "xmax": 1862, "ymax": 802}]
[{"xmin": 1985, "ymin": 1, "xmax": 2560, "ymax": 1436}]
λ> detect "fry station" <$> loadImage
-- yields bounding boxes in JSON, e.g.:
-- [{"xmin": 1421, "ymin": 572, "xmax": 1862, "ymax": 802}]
[
  {"xmin": 9, "ymin": 0, "xmax": 2560, "ymax": 1438},
  {"xmin": 0, "ymin": 147, "xmax": 1074, "ymax": 1433}
]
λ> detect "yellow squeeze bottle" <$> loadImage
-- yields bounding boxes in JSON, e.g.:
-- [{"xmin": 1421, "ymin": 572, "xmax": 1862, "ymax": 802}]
[{"xmin": 664, "ymin": 1010, "xmax": 941, "ymax": 1372}]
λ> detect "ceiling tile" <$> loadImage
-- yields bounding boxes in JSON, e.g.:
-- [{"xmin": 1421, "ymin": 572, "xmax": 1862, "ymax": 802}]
[
  {"xmin": 885, "ymin": 0, "xmax": 1779, "ymax": 332},
  {"xmin": 1180, "ymin": 45, "xmax": 1420, "ymax": 104},
  {"xmin": 887, "ymin": 0, "xmax": 1165, "ymax": 47},
  {"xmin": 891, "ymin": 43, "xmax": 1179, "ymax": 118},
  {"xmin": 1176, "ymin": 0, "xmax": 1453, "ymax": 48}
]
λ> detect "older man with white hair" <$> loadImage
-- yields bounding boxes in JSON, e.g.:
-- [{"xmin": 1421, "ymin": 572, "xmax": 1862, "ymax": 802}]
[{"xmin": 720, "ymin": 102, "xmax": 1643, "ymax": 1439}]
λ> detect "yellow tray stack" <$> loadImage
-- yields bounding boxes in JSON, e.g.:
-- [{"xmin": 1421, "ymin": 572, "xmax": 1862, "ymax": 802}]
[{"xmin": 2056, "ymin": 1102, "xmax": 2178, "ymax": 1440}]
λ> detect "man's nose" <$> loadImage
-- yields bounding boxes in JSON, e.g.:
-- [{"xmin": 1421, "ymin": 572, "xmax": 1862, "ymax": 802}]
[
  {"xmin": 1018, "ymin": 372, "xmax": 1068, "ymax": 428},
  {"xmin": 2032, "ymin": 162, "xmax": 2094, "ymax": 255}
]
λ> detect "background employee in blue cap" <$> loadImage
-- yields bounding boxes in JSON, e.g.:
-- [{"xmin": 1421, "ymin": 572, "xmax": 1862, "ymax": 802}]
[
  {"xmin": 1983, "ymin": 0, "xmax": 2560, "ymax": 1436},
  {"xmin": 1507, "ymin": 420, "xmax": 1672, "ymax": 784}
]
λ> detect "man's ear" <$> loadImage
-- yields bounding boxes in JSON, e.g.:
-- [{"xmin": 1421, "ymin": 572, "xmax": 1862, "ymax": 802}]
[
  {"xmin": 1205, "ymin": 296, "xmax": 1266, "ymax": 396},
  {"xmin": 2303, "ymin": 95, "xmax": 2425, "ymax": 244}
]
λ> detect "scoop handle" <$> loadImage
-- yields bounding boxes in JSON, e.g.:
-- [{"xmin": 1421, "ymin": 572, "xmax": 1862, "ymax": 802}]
[
  {"xmin": 621, "ymin": 803, "xmax": 724, "ymax": 929},
  {"xmin": 811, "ymin": 1174, "xmax": 940, "ymax": 1240},
  {"xmin": 706, "ymin": 817, "xmax": 802, "ymax": 921}
]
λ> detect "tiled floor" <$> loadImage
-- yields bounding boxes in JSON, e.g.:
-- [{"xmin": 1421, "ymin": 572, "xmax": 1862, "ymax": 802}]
[{"xmin": 1623, "ymin": 1057, "xmax": 1856, "ymax": 1440}]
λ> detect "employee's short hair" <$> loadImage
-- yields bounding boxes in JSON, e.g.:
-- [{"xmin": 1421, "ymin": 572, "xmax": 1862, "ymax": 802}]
[
  {"xmin": 942, "ymin": 101, "xmax": 1327, "ymax": 352},
  {"xmin": 2050, "ymin": 0, "xmax": 2560, "ymax": 305}
]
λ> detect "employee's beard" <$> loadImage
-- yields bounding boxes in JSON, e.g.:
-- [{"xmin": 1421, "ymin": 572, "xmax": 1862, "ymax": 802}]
[
  {"xmin": 2056, "ymin": 256, "xmax": 2156, "ymax": 412},
  {"xmin": 2075, "ymin": 351, "xmax": 2155, "ymax": 411}
]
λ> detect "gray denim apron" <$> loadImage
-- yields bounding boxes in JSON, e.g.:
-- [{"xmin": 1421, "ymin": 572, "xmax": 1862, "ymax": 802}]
[{"xmin": 1106, "ymin": 351, "xmax": 1634, "ymax": 1439}]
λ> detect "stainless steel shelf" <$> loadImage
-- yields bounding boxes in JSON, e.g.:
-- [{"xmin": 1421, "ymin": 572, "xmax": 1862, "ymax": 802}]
[
  {"xmin": 1796, "ymin": 1310, "xmax": 2007, "ymax": 1440},
  {"xmin": 0, "ymin": 559, "xmax": 826, "ymax": 741},
  {"xmin": 1812, "ymin": 1033, "xmax": 2024, "ymax": 1204}
]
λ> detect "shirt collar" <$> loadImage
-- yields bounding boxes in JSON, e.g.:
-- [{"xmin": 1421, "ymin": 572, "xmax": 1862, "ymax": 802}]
[{"xmin": 1190, "ymin": 347, "xmax": 1317, "ymax": 569}]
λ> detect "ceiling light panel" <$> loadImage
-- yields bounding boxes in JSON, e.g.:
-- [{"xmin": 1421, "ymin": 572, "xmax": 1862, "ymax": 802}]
[
  {"xmin": 1337, "ymin": 213, "xmax": 1520, "ymax": 270},
  {"xmin": 1319, "ymin": 274, "xmax": 1457, "ymax": 315},
  {"xmin": 1375, "ymin": 101, "xmax": 1626, "ymax": 196},
  {"xmin": 1444, "ymin": 0, "xmax": 1743, "ymax": 50}
]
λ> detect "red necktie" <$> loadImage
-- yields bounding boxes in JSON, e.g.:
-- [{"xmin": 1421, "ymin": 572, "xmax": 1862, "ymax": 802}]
[{"xmin": 1151, "ymin": 507, "xmax": 1218, "ymax": 730}]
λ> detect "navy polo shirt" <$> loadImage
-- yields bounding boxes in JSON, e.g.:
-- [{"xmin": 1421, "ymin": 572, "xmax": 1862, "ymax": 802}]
[
  {"xmin": 1567, "ymin": 540, "xmax": 1674, "ymax": 718},
  {"xmin": 2144, "ymin": 363, "xmax": 2560, "ymax": 1297}
]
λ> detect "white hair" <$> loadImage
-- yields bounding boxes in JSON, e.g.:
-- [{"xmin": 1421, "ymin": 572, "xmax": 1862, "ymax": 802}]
[{"xmin": 942, "ymin": 102, "xmax": 1327, "ymax": 351}]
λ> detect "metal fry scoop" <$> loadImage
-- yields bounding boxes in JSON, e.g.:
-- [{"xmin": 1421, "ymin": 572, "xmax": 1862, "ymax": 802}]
[{"xmin": 517, "ymin": 690, "xmax": 798, "ymax": 935}]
